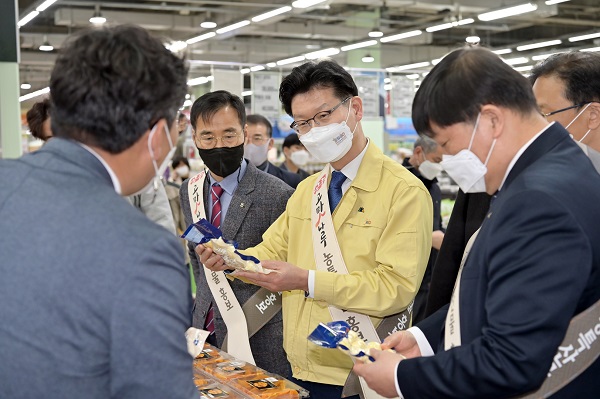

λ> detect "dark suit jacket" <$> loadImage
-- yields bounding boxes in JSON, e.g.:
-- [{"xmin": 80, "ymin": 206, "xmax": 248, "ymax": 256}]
[
  {"xmin": 398, "ymin": 124, "xmax": 600, "ymax": 398},
  {"xmin": 260, "ymin": 161, "xmax": 302, "ymax": 188},
  {"xmin": 179, "ymin": 163, "xmax": 293, "ymax": 377},
  {"xmin": 279, "ymin": 161, "xmax": 311, "ymax": 181},
  {"xmin": 425, "ymin": 190, "xmax": 492, "ymax": 316},
  {"xmin": 0, "ymin": 138, "xmax": 195, "ymax": 399}
]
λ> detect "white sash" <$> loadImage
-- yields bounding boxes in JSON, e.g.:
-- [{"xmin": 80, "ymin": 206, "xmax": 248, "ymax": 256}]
[
  {"xmin": 311, "ymin": 166, "xmax": 394, "ymax": 399},
  {"xmin": 444, "ymin": 228, "xmax": 481, "ymax": 350},
  {"xmin": 187, "ymin": 170, "xmax": 255, "ymax": 365}
]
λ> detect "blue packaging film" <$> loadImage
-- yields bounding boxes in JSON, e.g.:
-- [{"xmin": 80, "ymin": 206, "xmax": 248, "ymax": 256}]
[{"xmin": 308, "ymin": 320, "xmax": 378, "ymax": 362}]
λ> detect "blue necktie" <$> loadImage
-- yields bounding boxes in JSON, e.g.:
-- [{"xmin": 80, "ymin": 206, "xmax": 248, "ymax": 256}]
[{"xmin": 328, "ymin": 171, "xmax": 347, "ymax": 212}]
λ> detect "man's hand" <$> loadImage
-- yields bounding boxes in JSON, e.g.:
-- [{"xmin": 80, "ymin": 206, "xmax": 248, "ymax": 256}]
[
  {"xmin": 381, "ymin": 331, "xmax": 421, "ymax": 359},
  {"xmin": 353, "ymin": 350, "xmax": 405, "ymax": 398},
  {"xmin": 233, "ymin": 260, "xmax": 309, "ymax": 292},
  {"xmin": 194, "ymin": 244, "xmax": 228, "ymax": 271},
  {"xmin": 432, "ymin": 230, "xmax": 445, "ymax": 250}
]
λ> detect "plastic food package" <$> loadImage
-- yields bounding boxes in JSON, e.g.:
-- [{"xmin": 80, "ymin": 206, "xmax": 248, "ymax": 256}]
[
  {"xmin": 193, "ymin": 344, "xmax": 228, "ymax": 371},
  {"xmin": 197, "ymin": 382, "xmax": 245, "ymax": 398},
  {"xmin": 204, "ymin": 360, "xmax": 262, "ymax": 382},
  {"xmin": 229, "ymin": 373, "xmax": 299, "ymax": 399}
]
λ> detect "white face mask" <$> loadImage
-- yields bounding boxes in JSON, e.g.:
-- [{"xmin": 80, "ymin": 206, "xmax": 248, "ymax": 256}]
[
  {"xmin": 299, "ymin": 99, "xmax": 357, "ymax": 163},
  {"xmin": 244, "ymin": 142, "xmax": 269, "ymax": 167},
  {"xmin": 290, "ymin": 149, "xmax": 309, "ymax": 167},
  {"xmin": 132, "ymin": 122, "xmax": 176, "ymax": 196},
  {"xmin": 175, "ymin": 165, "xmax": 190, "ymax": 177},
  {"xmin": 418, "ymin": 152, "xmax": 443, "ymax": 180},
  {"xmin": 565, "ymin": 103, "xmax": 592, "ymax": 143},
  {"xmin": 440, "ymin": 113, "xmax": 496, "ymax": 193}
]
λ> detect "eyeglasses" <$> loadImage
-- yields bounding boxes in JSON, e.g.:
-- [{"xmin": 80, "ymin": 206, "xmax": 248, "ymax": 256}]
[
  {"xmin": 247, "ymin": 136, "xmax": 269, "ymax": 145},
  {"xmin": 541, "ymin": 103, "xmax": 589, "ymax": 118},
  {"xmin": 197, "ymin": 132, "xmax": 242, "ymax": 149},
  {"xmin": 290, "ymin": 96, "xmax": 352, "ymax": 135}
]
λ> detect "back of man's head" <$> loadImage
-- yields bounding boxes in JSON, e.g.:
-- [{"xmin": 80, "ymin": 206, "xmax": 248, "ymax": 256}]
[
  {"xmin": 190, "ymin": 90, "xmax": 246, "ymax": 131},
  {"xmin": 529, "ymin": 51, "xmax": 600, "ymax": 105},
  {"xmin": 279, "ymin": 59, "xmax": 358, "ymax": 116},
  {"xmin": 50, "ymin": 25, "xmax": 188, "ymax": 154},
  {"xmin": 414, "ymin": 135, "xmax": 439, "ymax": 154},
  {"xmin": 26, "ymin": 98, "xmax": 51, "ymax": 141},
  {"xmin": 246, "ymin": 114, "xmax": 272, "ymax": 138},
  {"xmin": 412, "ymin": 46, "xmax": 538, "ymax": 137}
]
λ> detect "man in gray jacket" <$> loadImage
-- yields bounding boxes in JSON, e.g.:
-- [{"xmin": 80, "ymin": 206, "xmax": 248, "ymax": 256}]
[{"xmin": 0, "ymin": 25, "xmax": 196, "ymax": 399}]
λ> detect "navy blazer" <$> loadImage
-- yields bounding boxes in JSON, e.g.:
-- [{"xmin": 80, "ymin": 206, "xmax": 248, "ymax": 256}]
[
  {"xmin": 263, "ymin": 161, "xmax": 302, "ymax": 188},
  {"xmin": 398, "ymin": 123, "xmax": 600, "ymax": 398}
]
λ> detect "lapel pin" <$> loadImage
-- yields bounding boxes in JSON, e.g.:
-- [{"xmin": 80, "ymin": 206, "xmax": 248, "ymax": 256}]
[
  {"xmin": 365, "ymin": 220, "xmax": 371, "ymax": 225},
  {"xmin": 240, "ymin": 203, "xmax": 245, "ymax": 208},
  {"xmin": 358, "ymin": 207, "xmax": 365, "ymax": 213}
]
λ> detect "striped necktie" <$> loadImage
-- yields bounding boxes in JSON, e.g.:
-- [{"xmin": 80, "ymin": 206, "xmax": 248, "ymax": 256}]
[{"xmin": 205, "ymin": 183, "xmax": 224, "ymax": 336}]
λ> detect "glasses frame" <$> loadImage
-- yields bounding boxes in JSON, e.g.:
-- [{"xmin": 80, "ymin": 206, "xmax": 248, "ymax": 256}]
[
  {"xmin": 542, "ymin": 102, "xmax": 589, "ymax": 118},
  {"xmin": 196, "ymin": 132, "xmax": 243, "ymax": 149},
  {"xmin": 290, "ymin": 96, "xmax": 352, "ymax": 133}
]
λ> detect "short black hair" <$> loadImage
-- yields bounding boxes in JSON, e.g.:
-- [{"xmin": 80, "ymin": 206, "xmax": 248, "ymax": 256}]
[
  {"xmin": 49, "ymin": 25, "xmax": 188, "ymax": 153},
  {"xmin": 190, "ymin": 90, "xmax": 246, "ymax": 131},
  {"xmin": 26, "ymin": 98, "xmax": 51, "ymax": 140},
  {"xmin": 530, "ymin": 51, "xmax": 600, "ymax": 107},
  {"xmin": 279, "ymin": 59, "xmax": 358, "ymax": 116},
  {"xmin": 412, "ymin": 46, "xmax": 538, "ymax": 137},
  {"xmin": 282, "ymin": 132, "xmax": 302, "ymax": 149},
  {"xmin": 171, "ymin": 156, "xmax": 190, "ymax": 169},
  {"xmin": 414, "ymin": 135, "xmax": 439, "ymax": 153},
  {"xmin": 246, "ymin": 114, "xmax": 272, "ymax": 137}
]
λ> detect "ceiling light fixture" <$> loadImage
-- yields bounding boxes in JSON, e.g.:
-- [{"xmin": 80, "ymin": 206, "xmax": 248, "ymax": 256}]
[
  {"xmin": 513, "ymin": 65, "xmax": 534, "ymax": 72},
  {"xmin": 406, "ymin": 74, "xmax": 420, "ymax": 79},
  {"xmin": 21, "ymin": 83, "xmax": 32, "ymax": 90},
  {"xmin": 250, "ymin": 65, "xmax": 266, "ymax": 72},
  {"xmin": 580, "ymin": 46, "xmax": 600, "ymax": 53},
  {"xmin": 568, "ymin": 32, "xmax": 600, "ymax": 42},
  {"xmin": 503, "ymin": 56, "xmax": 529, "ymax": 65},
  {"xmin": 276, "ymin": 55, "xmax": 306, "ymax": 66},
  {"xmin": 340, "ymin": 40, "xmax": 378, "ymax": 52},
  {"xmin": 292, "ymin": 0, "xmax": 327, "ymax": 9},
  {"xmin": 387, "ymin": 61, "xmax": 431, "ymax": 72},
  {"xmin": 545, "ymin": 0, "xmax": 569, "ymax": 4},
  {"xmin": 19, "ymin": 87, "xmax": 50, "ymax": 102},
  {"xmin": 466, "ymin": 35, "xmax": 480, "ymax": 44},
  {"xmin": 426, "ymin": 18, "xmax": 474, "ymax": 33},
  {"xmin": 89, "ymin": 4, "xmax": 106, "ymax": 25},
  {"xmin": 242, "ymin": 91, "xmax": 253, "ymax": 97},
  {"xmin": 39, "ymin": 36, "xmax": 53, "ymax": 52},
  {"xmin": 186, "ymin": 32, "xmax": 216, "ymax": 44},
  {"xmin": 266, "ymin": 62, "xmax": 277, "ymax": 68},
  {"xmin": 380, "ymin": 30, "xmax": 422, "ymax": 43},
  {"xmin": 368, "ymin": 31, "xmax": 384, "ymax": 38},
  {"xmin": 36, "ymin": 0, "xmax": 58, "ymax": 11},
  {"xmin": 516, "ymin": 39, "xmax": 561, "ymax": 51},
  {"xmin": 187, "ymin": 76, "xmax": 213, "ymax": 86},
  {"xmin": 167, "ymin": 41, "xmax": 188, "ymax": 52},
  {"xmin": 531, "ymin": 52, "xmax": 560, "ymax": 61},
  {"xmin": 216, "ymin": 20, "xmax": 250, "ymax": 34},
  {"xmin": 362, "ymin": 54, "xmax": 375, "ymax": 63},
  {"xmin": 478, "ymin": 3, "xmax": 538, "ymax": 22},
  {"xmin": 492, "ymin": 48, "xmax": 513, "ymax": 55},
  {"xmin": 252, "ymin": 6, "xmax": 292, "ymax": 22},
  {"xmin": 305, "ymin": 47, "xmax": 340, "ymax": 59},
  {"xmin": 200, "ymin": 21, "xmax": 217, "ymax": 29},
  {"xmin": 240, "ymin": 68, "xmax": 251, "ymax": 74},
  {"xmin": 18, "ymin": 11, "xmax": 39, "ymax": 27}
]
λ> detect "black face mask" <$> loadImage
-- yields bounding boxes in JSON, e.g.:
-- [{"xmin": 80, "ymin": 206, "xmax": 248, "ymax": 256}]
[{"xmin": 197, "ymin": 143, "xmax": 244, "ymax": 178}]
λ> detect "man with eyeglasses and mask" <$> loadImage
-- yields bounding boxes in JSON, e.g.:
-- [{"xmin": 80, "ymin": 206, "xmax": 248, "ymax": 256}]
[
  {"xmin": 244, "ymin": 114, "xmax": 302, "ymax": 188},
  {"xmin": 179, "ymin": 90, "xmax": 293, "ymax": 378},
  {"xmin": 530, "ymin": 51, "xmax": 600, "ymax": 173},
  {"xmin": 0, "ymin": 25, "xmax": 197, "ymax": 398},
  {"xmin": 196, "ymin": 60, "xmax": 432, "ymax": 399},
  {"xmin": 353, "ymin": 46, "xmax": 600, "ymax": 399}
]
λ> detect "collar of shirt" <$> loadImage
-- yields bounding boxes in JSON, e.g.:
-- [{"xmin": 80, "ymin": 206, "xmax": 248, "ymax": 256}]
[
  {"xmin": 78, "ymin": 143, "xmax": 122, "ymax": 194},
  {"xmin": 208, "ymin": 159, "xmax": 247, "ymax": 196},
  {"xmin": 499, "ymin": 122, "xmax": 553, "ymax": 190},
  {"xmin": 334, "ymin": 138, "xmax": 370, "ymax": 194}
]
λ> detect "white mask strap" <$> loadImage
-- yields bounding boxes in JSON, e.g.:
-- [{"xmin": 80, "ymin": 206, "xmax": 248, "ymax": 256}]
[
  {"xmin": 468, "ymin": 113, "xmax": 482, "ymax": 150},
  {"xmin": 484, "ymin": 139, "xmax": 497, "ymax": 166},
  {"xmin": 579, "ymin": 129, "xmax": 592, "ymax": 143},
  {"xmin": 565, "ymin": 103, "xmax": 591, "ymax": 129}
]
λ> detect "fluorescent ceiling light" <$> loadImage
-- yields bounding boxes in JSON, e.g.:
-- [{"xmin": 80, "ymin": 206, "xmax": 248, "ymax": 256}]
[
  {"xmin": 516, "ymin": 39, "xmax": 561, "ymax": 51},
  {"xmin": 277, "ymin": 55, "xmax": 306, "ymax": 66},
  {"xmin": 240, "ymin": 68, "xmax": 251, "ymax": 74},
  {"xmin": 456, "ymin": 18, "xmax": 475, "ymax": 26},
  {"xmin": 387, "ymin": 61, "xmax": 431, "ymax": 72},
  {"xmin": 250, "ymin": 65, "xmax": 265, "ymax": 72},
  {"xmin": 186, "ymin": 32, "xmax": 216, "ymax": 44},
  {"xmin": 252, "ymin": 6, "xmax": 291, "ymax": 22},
  {"xmin": 466, "ymin": 36, "xmax": 480, "ymax": 44},
  {"xmin": 431, "ymin": 58, "xmax": 443, "ymax": 65},
  {"xmin": 380, "ymin": 30, "xmax": 422, "ymax": 43},
  {"xmin": 89, "ymin": 14, "xmax": 106, "ymax": 24},
  {"xmin": 187, "ymin": 76, "xmax": 212, "ymax": 86},
  {"xmin": 200, "ymin": 21, "xmax": 217, "ymax": 29},
  {"xmin": 292, "ymin": 0, "xmax": 327, "ymax": 8},
  {"xmin": 340, "ymin": 40, "xmax": 377, "ymax": 52},
  {"xmin": 569, "ymin": 32, "xmax": 600, "ymax": 42},
  {"xmin": 362, "ymin": 55, "xmax": 375, "ymax": 63},
  {"xmin": 18, "ymin": 11, "xmax": 39, "ymax": 27},
  {"xmin": 426, "ymin": 18, "xmax": 474, "ymax": 33},
  {"xmin": 36, "ymin": 0, "xmax": 57, "ymax": 11},
  {"xmin": 266, "ymin": 62, "xmax": 277, "ymax": 68},
  {"xmin": 531, "ymin": 52, "xmax": 560, "ymax": 61},
  {"xmin": 503, "ymin": 56, "xmax": 529, "ymax": 65},
  {"xmin": 406, "ymin": 74, "xmax": 420, "ymax": 79},
  {"xmin": 305, "ymin": 47, "xmax": 340, "ymax": 59},
  {"xmin": 514, "ymin": 65, "xmax": 534, "ymax": 72},
  {"xmin": 492, "ymin": 48, "xmax": 513, "ymax": 55},
  {"xmin": 39, "ymin": 42, "xmax": 54, "ymax": 51},
  {"xmin": 21, "ymin": 83, "xmax": 32, "ymax": 90},
  {"xmin": 580, "ymin": 46, "xmax": 600, "ymax": 52},
  {"xmin": 216, "ymin": 20, "xmax": 250, "ymax": 34},
  {"xmin": 242, "ymin": 91, "xmax": 253, "ymax": 97},
  {"xmin": 19, "ymin": 87, "xmax": 49, "ymax": 102},
  {"xmin": 478, "ymin": 3, "xmax": 538, "ymax": 21},
  {"xmin": 368, "ymin": 31, "xmax": 384, "ymax": 38},
  {"xmin": 545, "ymin": 0, "xmax": 569, "ymax": 4},
  {"xmin": 166, "ymin": 41, "xmax": 187, "ymax": 52}
]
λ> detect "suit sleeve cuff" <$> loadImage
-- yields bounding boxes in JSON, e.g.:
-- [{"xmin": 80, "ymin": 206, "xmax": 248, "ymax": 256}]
[
  {"xmin": 407, "ymin": 326, "xmax": 435, "ymax": 357},
  {"xmin": 305, "ymin": 270, "xmax": 315, "ymax": 298},
  {"xmin": 395, "ymin": 361, "xmax": 405, "ymax": 398}
]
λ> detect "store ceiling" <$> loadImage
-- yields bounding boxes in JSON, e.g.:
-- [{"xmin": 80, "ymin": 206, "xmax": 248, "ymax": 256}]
[{"xmin": 17, "ymin": 0, "xmax": 600, "ymax": 98}]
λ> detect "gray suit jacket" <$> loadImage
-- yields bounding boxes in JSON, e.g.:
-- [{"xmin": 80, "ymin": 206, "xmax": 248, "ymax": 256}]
[
  {"xmin": 180, "ymin": 162, "xmax": 293, "ymax": 377},
  {"xmin": 0, "ymin": 138, "xmax": 196, "ymax": 399}
]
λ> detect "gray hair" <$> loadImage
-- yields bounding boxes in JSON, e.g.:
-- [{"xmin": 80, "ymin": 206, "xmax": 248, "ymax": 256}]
[{"xmin": 414, "ymin": 135, "xmax": 439, "ymax": 154}]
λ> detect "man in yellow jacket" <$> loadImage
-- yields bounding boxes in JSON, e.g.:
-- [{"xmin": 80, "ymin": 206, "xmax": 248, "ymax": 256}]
[{"xmin": 197, "ymin": 59, "xmax": 432, "ymax": 399}]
